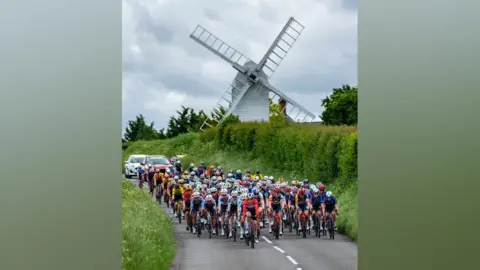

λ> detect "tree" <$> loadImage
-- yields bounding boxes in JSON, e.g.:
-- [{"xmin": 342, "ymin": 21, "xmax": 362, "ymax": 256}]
[
  {"xmin": 269, "ymin": 98, "xmax": 288, "ymax": 128},
  {"xmin": 123, "ymin": 114, "xmax": 160, "ymax": 142},
  {"xmin": 320, "ymin": 85, "xmax": 358, "ymax": 126}
]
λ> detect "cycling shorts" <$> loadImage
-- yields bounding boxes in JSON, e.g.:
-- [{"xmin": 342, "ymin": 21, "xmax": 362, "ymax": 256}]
[
  {"xmin": 271, "ymin": 203, "xmax": 282, "ymax": 213},
  {"xmin": 184, "ymin": 201, "xmax": 191, "ymax": 210},
  {"xmin": 191, "ymin": 203, "xmax": 201, "ymax": 213},
  {"xmin": 312, "ymin": 203, "xmax": 321, "ymax": 211},
  {"xmin": 229, "ymin": 205, "xmax": 238, "ymax": 216},
  {"xmin": 246, "ymin": 206, "xmax": 257, "ymax": 220},
  {"xmin": 205, "ymin": 205, "xmax": 215, "ymax": 215},
  {"xmin": 298, "ymin": 203, "xmax": 307, "ymax": 211},
  {"xmin": 325, "ymin": 205, "xmax": 335, "ymax": 213},
  {"xmin": 220, "ymin": 204, "xmax": 228, "ymax": 215},
  {"xmin": 174, "ymin": 194, "xmax": 183, "ymax": 202}
]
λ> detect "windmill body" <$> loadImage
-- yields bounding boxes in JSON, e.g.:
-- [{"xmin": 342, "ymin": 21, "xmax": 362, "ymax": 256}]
[{"xmin": 189, "ymin": 17, "xmax": 316, "ymax": 130}]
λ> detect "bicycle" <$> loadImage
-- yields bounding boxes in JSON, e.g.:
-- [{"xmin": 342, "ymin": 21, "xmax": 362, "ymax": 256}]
[
  {"xmin": 272, "ymin": 208, "xmax": 281, "ymax": 240},
  {"xmin": 194, "ymin": 212, "xmax": 202, "ymax": 237},
  {"xmin": 312, "ymin": 210, "xmax": 322, "ymax": 237},
  {"xmin": 222, "ymin": 212, "xmax": 229, "ymax": 239},
  {"xmin": 231, "ymin": 213, "xmax": 238, "ymax": 242},
  {"xmin": 185, "ymin": 208, "xmax": 193, "ymax": 233},
  {"xmin": 175, "ymin": 201, "xmax": 183, "ymax": 224},
  {"xmin": 326, "ymin": 213, "xmax": 335, "ymax": 239},
  {"xmin": 245, "ymin": 215, "xmax": 257, "ymax": 249},
  {"xmin": 206, "ymin": 212, "xmax": 213, "ymax": 238},
  {"xmin": 287, "ymin": 207, "xmax": 295, "ymax": 233},
  {"xmin": 299, "ymin": 209, "xmax": 308, "ymax": 238}
]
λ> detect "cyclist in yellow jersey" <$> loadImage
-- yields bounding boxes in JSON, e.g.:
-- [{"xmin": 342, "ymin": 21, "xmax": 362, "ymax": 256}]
[{"xmin": 252, "ymin": 169, "xmax": 263, "ymax": 181}]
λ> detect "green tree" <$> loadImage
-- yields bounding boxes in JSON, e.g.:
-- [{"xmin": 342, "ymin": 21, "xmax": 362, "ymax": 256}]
[
  {"xmin": 321, "ymin": 85, "xmax": 358, "ymax": 126},
  {"xmin": 123, "ymin": 114, "xmax": 160, "ymax": 142},
  {"xmin": 269, "ymin": 98, "xmax": 288, "ymax": 128}
]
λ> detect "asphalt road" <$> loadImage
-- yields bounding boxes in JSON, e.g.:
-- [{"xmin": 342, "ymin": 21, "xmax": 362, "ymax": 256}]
[{"xmin": 125, "ymin": 177, "xmax": 358, "ymax": 270}]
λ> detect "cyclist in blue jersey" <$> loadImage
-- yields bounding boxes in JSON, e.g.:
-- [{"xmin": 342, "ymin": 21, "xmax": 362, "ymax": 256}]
[
  {"xmin": 218, "ymin": 188, "xmax": 229, "ymax": 236},
  {"xmin": 227, "ymin": 190, "xmax": 241, "ymax": 238},
  {"xmin": 322, "ymin": 191, "xmax": 339, "ymax": 231}
]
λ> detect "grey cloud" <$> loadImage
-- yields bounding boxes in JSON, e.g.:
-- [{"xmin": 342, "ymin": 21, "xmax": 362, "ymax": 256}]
[{"xmin": 204, "ymin": 9, "xmax": 222, "ymax": 22}]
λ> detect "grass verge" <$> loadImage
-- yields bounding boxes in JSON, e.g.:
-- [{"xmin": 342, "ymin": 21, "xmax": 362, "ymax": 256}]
[{"xmin": 122, "ymin": 180, "xmax": 175, "ymax": 270}]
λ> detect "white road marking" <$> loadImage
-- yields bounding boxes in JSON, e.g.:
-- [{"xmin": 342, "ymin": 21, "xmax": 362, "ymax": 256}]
[
  {"xmin": 296, "ymin": 268, "xmax": 302, "ymax": 270},
  {"xmin": 273, "ymin": 246, "xmax": 285, "ymax": 253},
  {"xmin": 262, "ymin": 236, "xmax": 272, "ymax": 244},
  {"xmin": 286, "ymin": 256, "xmax": 298, "ymax": 265}
]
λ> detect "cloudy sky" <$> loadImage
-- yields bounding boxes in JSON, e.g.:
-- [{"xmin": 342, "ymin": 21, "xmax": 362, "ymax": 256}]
[{"xmin": 122, "ymin": 0, "xmax": 357, "ymax": 131}]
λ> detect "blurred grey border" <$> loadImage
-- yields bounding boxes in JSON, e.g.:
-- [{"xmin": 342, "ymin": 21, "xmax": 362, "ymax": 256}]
[
  {"xmin": 0, "ymin": 0, "xmax": 121, "ymax": 270},
  {"xmin": 359, "ymin": 0, "xmax": 479, "ymax": 269}
]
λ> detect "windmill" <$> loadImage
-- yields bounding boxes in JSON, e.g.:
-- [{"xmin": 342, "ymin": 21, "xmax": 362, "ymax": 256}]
[{"xmin": 190, "ymin": 17, "xmax": 316, "ymax": 130}]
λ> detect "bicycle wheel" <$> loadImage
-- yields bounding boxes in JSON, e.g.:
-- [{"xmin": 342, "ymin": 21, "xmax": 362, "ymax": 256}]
[
  {"xmin": 177, "ymin": 205, "xmax": 182, "ymax": 224},
  {"xmin": 250, "ymin": 224, "xmax": 255, "ymax": 249},
  {"xmin": 196, "ymin": 217, "xmax": 201, "ymax": 237},
  {"xmin": 329, "ymin": 215, "xmax": 335, "ymax": 240},
  {"xmin": 232, "ymin": 217, "xmax": 237, "ymax": 242},
  {"xmin": 208, "ymin": 216, "xmax": 212, "ymax": 239}
]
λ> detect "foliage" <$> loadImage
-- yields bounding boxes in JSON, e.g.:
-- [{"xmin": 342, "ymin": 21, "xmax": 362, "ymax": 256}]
[
  {"xmin": 321, "ymin": 84, "xmax": 358, "ymax": 126},
  {"xmin": 269, "ymin": 98, "xmax": 288, "ymax": 129},
  {"xmin": 122, "ymin": 180, "xmax": 175, "ymax": 270},
  {"xmin": 124, "ymin": 114, "xmax": 164, "ymax": 142}
]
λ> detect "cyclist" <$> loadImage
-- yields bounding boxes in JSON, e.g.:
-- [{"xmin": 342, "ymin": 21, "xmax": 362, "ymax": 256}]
[
  {"xmin": 183, "ymin": 185, "xmax": 193, "ymax": 231},
  {"xmin": 252, "ymin": 188, "xmax": 265, "ymax": 231},
  {"xmin": 197, "ymin": 162, "xmax": 206, "ymax": 176},
  {"xmin": 218, "ymin": 188, "xmax": 229, "ymax": 236},
  {"xmin": 146, "ymin": 166, "xmax": 155, "ymax": 195},
  {"xmin": 270, "ymin": 187, "xmax": 285, "ymax": 235},
  {"xmin": 136, "ymin": 166, "xmax": 146, "ymax": 188},
  {"xmin": 311, "ymin": 188, "xmax": 324, "ymax": 232},
  {"xmin": 322, "ymin": 191, "xmax": 339, "ymax": 231},
  {"xmin": 296, "ymin": 187, "xmax": 310, "ymax": 231},
  {"xmin": 153, "ymin": 169, "xmax": 164, "ymax": 201},
  {"xmin": 253, "ymin": 169, "xmax": 263, "ymax": 181},
  {"xmin": 190, "ymin": 191, "xmax": 204, "ymax": 234},
  {"xmin": 202, "ymin": 194, "xmax": 218, "ymax": 235},
  {"xmin": 187, "ymin": 163, "xmax": 195, "ymax": 173},
  {"xmin": 227, "ymin": 190, "xmax": 240, "ymax": 238},
  {"xmin": 242, "ymin": 193, "xmax": 260, "ymax": 243},
  {"xmin": 235, "ymin": 169, "xmax": 243, "ymax": 180},
  {"xmin": 172, "ymin": 183, "xmax": 184, "ymax": 218},
  {"xmin": 174, "ymin": 160, "xmax": 182, "ymax": 176}
]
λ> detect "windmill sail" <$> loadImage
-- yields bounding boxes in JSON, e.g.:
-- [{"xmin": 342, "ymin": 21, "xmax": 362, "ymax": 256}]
[
  {"xmin": 190, "ymin": 25, "xmax": 251, "ymax": 73},
  {"xmin": 256, "ymin": 17, "xmax": 305, "ymax": 78},
  {"xmin": 199, "ymin": 78, "xmax": 253, "ymax": 131},
  {"xmin": 261, "ymin": 80, "xmax": 316, "ymax": 123}
]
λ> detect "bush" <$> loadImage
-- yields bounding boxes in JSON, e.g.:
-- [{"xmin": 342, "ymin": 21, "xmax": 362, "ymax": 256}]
[{"xmin": 122, "ymin": 181, "xmax": 175, "ymax": 270}]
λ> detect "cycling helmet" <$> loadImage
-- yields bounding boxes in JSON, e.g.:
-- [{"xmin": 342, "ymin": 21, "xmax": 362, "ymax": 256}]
[
  {"xmin": 236, "ymin": 169, "xmax": 241, "ymax": 173},
  {"xmin": 298, "ymin": 188, "xmax": 306, "ymax": 196},
  {"xmin": 179, "ymin": 179, "xmax": 185, "ymax": 184},
  {"xmin": 231, "ymin": 191, "xmax": 238, "ymax": 197},
  {"xmin": 210, "ymin": 187, "xmax": 217, "ymax": 193},
  {"xmin": 319, "ymin": 184, "xmax": 325, "ymax": 191},
  {"xmin": 193, "ymin": 191, "xmax": 200, "ymax": 197},
  {"xmin": 217, "ymin": 166, "xmax": 222, "ymax": 170},
  {"xmin": 211, "ymin": 176, "xmax": 217, "ymax": 181},
  {"xmin": 189, "ymin": 171, "xmax": 195, "ymax": 176},
  {"xmin": 252, "ymin": 188, "xmax": 258, "ymax": 194},
  {"xmin": 173, "ymin": 175, "xmax": 179, "ymax": 180},
  {"xmin": 186, "ymin": 185, "xmax": 193, "ymax": 191},
  {"xmin": 220, "ymin": 188, "xmax": 227, "ymax": 195},
  {"xmin": 303, "ymin": 179, "xmax": 309, "ymax": 184},
  {"xmin": 228, "ymin": 173, "xmax": 233, "ymax": 178},
  {"xmin": 248, "ymin": 193, "xmax": 255, "ymax": 199},
  {"xmin": 193, "ymin": 167, "xmax": 198, "ymax": 172},
  {"xmin": 263, "ymin": 176, "xmax": 269, "ymax": 181},
  {"xmin": 284, "ymin": 187, "xmax": 291, "ymax": 193},
  {"xmin": 189, "ymin": 163, "xmax": 194, "ymax": 167},
  {"xmin": 200, "ymin": 161, "xmax": 205, "ymax": 165},
  {"xmin": 225, "ymin": 183, "xmax": 232, "ymax": 189},
  {"xmin": 206, "ymin": 195, "xmax": 213, "ymax": 201},
  {"xmin": 273, "ymin": 187, "xmax": 281, "ymax": 194},
  {"xmin": 326, "ymin": 191, "xmax": 333, "ymax": 197},
  {"xmin": 268, "ymin": 176, "xmax": 274, "ymax": 181},
  {"xmin": 200, "ymin": 174, "xmax": 205, "ymax": 178}
]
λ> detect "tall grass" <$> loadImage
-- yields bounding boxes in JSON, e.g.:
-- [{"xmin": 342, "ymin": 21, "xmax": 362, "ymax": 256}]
[{"xmin": 122, "ymin": 181, "xmax": 175, "ymax": 270}]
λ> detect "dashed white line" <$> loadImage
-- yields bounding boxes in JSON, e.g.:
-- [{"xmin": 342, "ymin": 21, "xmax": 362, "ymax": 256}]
[
  {"xmin": 296, "ymin": 268, "xmax": 302, "ymax": 270},
  {"xmin": 262, "ymin": 236, "xmax": 272, "ymax": 244},
  {"xmin": 273, "ymin": 246, "xmax": 285, "ymax": 253},
  {"xmin": 286, "ymin": 256, "xmax": 298, "ymax": 265}
]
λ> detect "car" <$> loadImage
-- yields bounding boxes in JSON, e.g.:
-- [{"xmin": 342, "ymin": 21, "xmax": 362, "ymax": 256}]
[
  {"xmin": 124, "ymin": 154, "xmax": 147, "ymax": 178},
  {"xmin": 142, "ymin": 155, "xmax": 170, "ymax": 174}
]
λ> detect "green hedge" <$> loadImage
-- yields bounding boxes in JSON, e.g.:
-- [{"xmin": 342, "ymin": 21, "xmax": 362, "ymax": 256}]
[
  {"xmin": 212, "ymin": 123, "xmax": 357, "ymax": 185},
  {"xmin": 122, "ymin": 180, "xmax": 175, "ymax": 270}
]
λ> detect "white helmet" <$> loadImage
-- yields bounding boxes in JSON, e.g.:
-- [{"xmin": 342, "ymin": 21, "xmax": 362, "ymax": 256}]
[
  {"xmin": 255, "ymin": 176, "xmax": 260, "ymax": 181},
  {"xmin": 263, "ymin": 176, "xmax": 268, "ymax": 180},
  {"xmin": 174, "ymin": 175, "xmax": 179, "ymax": 180},
  {"xmin": 227, "ymin": 173, "xmax": 233, "ymax": 178},
  {"xmin": 210, "ymin": 187, "xmax": 217, "ymax": 193},
  {"xmin": 220, "ymin": 188, "xmax": 227, "ymax": 195},
  {"xmin": 326, "ymin": 191, "xmax": 333, "ymax": 197},
  {"xmin": 211, "ymin": 176, "xmax": 217, "ymax": 181},
  {"xmin": 206, "ymin": 195, "xmax": 213, "ymax": 201},
  {"xmin": 190, "ymin": 163, "xmax": 194, "ymax": 167},
  {"xmin": 268, "ymin": 176, "xmax": 274, "ymax": 181},
  {"xmin": 231, "ymin": 191, "xmax": 238, "ymax": 197},
  {"xmin": 236, "ymin": 169, "xmax": 241, "ymax": 173},
  {"xmin": 193, "ymin": 192, "xmax": 200, "ymax": 197}
]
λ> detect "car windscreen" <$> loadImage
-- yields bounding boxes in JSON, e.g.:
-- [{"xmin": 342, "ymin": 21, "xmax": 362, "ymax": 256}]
[
  {"xmin": 148, "ymin": 158, "xmax": 170, "ymax": 165},
  {"xmin": 129, "ymin": 157, "xmax": 144, "ymax": 163}
]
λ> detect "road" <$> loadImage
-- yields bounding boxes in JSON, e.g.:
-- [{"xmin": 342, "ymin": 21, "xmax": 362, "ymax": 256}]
[{"xmin": 126, "ymin": 178, "xmax": 358, "ymax": 270}]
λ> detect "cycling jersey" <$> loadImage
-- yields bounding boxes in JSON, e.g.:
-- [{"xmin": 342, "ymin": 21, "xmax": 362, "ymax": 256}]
[
  {"xmin": 295, "ymin": 194, "xmax": 308, "ymax": 205},
  {"xmin": 172, "ymin": 187, "xmax": 184, "ymax": 196},
  {"xmin": 322, "ymin": 196, "xmax": 337, "ymax": 212},
  {"xmin": 242, "ymin": 198, "xmax": 259, "ymax": 217}
]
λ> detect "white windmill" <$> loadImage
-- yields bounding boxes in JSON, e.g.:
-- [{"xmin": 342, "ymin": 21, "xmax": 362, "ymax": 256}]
[{"xmin": 190, "ymin": 17, "xmax": 316, "ymax": 130}]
